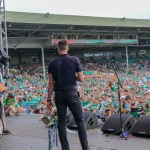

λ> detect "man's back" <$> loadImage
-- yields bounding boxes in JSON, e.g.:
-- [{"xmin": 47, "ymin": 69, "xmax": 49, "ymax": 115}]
[{"xmin": 48, "ymin": 54, "xmax": 82, "ymax": 91}]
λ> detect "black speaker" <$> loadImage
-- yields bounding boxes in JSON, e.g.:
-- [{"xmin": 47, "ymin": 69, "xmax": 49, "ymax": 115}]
[
  {"xmin": 101, "ymin": 114, "xmax": 135, "ymax": 134},
  {"xmin": 67, "ymin": 111, "xmax": 98, "ymax": 130},
  {"xmin": 131, "ymin": 115, "xmax": 150, "ymax": 137}
]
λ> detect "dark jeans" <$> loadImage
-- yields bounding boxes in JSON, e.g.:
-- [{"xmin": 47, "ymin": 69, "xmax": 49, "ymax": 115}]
[{"xmin": 55, "ymin": 91, "xmax": 89, "ymax": 150}]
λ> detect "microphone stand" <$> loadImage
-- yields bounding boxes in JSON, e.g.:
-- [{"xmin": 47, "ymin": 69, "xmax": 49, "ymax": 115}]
[{"xmin": 110, "ymin": 61, "xmax": 128, "ymax": 140}]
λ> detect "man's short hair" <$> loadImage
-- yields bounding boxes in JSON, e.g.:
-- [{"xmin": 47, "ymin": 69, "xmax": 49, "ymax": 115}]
[
  {"xmin": 58, "ymin": 40, "xmax": 68, "ymax": 50},
  {"xmin": 125, "ymin": 96, "xmax": 131, "ymax": 100},
  {"xmin": 105, "ymin": 109, "xmax": 111, "ymax": 113},
  {"xmin": 7, "ymin": 93, "xmax": 14, "ymax": 99}
]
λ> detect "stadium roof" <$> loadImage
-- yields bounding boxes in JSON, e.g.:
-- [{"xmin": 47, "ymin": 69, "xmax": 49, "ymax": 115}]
[
  {"xmin": 6, "ymin": 11, "xmax": 150, "ymax": 28},
  {"xmin": 5, "ymin": 11, "xmax": 150, "ymax": 50}
]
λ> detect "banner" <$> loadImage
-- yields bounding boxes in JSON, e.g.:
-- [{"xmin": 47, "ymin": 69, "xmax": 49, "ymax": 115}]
[
  {"xmin": 52, "ymin": 39, "xmax": 138, "ymax": 45},
  {"xmin": 83, "ymin": 71, "xmax": 97, "ymax": 75}
]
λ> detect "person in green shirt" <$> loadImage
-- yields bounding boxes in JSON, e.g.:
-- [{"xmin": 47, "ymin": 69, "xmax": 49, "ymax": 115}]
[
  {"xmin": 81, "ymin": 96, "xmax": 89, "ymax": 107},
  {"xmin": 129, "ymin": 96, "xmax": 139, "ymax": 120},
  {"xmin": 145, "ymin": 102, "xmax": 150, "ymax": 116},
  {"xmin": 4, "ymin": 93, "xmax": 19, "ymax": 116}
]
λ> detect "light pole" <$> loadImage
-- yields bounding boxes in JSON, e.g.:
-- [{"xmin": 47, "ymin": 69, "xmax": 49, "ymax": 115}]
[
  {"xmin": 41, "ymin": 47, "xmax": 46, "ymax": 80},
  {"xmin": 126, "ymin": 46, "xmax": 129, "ymax": 71}
]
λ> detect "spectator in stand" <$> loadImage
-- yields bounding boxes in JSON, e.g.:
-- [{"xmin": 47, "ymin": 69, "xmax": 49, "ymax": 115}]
[
  {"xmin": 101, "ymin": 108, "xmax": 112, "ymax": 122},
  {"xmin": 129, "ymin": 95, "xmax": 139, "ymax": 121},
  {"xmin": 4, "ymin": 93, "xmax": 19, "ymax": 116},
  {"xmin": 145, "ymin": 102, "xmax": 150, "ymax": 115}
]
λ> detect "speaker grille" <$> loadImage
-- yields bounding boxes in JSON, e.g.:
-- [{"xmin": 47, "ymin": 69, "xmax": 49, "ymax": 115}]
[
  {"xmin": 131, "ymin": 115, "xmax": 150, "ymax": 137},
  {"xmin": 101, "ymin": 114, "xmax": 134, "ymax": 134},
  {"xmin": 67, "ymin": 111, "xmax": 98, "ymax": 129}
]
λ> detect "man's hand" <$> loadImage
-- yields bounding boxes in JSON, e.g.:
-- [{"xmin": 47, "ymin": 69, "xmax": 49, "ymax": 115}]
[{"xmin": 47, "ymin": 101, "xmax": 52, "ymax": 110}]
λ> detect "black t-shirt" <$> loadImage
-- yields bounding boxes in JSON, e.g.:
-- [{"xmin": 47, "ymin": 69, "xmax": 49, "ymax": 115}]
[{"xmin": 48, "ymin": 54, "xmax": 82, "ymax": 91}]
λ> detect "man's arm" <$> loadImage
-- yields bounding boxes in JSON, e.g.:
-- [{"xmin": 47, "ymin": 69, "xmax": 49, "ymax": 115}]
[
  {"xmin": 75, "ymin": 57, "xmax": 85, "ymax": 82},
  {"xmin": 47, "ymin": 73, "xmax": 54, "ymax": 110},
  {"xmin": 76, "ymin": 72, "xmax": 85, "ymax": 82}
]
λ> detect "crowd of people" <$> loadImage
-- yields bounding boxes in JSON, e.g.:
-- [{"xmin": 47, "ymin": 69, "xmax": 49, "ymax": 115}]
[
  {"xmin": 79, "ymin": 61, "xmax": 150, "ymax": 121},
  {"xmin": 2, "ymin": 59, "xmax": 150, "ymax": 122},
  {"xmin": 3, "ymin": 65, "xmax": 47, "ymax": 116}
]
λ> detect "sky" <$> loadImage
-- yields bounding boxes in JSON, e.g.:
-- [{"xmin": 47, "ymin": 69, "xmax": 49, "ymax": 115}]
[{"xmin": 5, "ymin": 0, "xmax": 150, "ymax": 19}]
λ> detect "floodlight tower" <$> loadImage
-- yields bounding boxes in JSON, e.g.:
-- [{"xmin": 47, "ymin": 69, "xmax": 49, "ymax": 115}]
[{"xmin": 0, "ymin": 0, "xmax": 9, "ymax": 77}]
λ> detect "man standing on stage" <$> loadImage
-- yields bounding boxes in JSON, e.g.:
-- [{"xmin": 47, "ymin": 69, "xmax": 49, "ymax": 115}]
[{"xmin": 47, "ymin": 40, "xmax": 90, "ymax": 150}]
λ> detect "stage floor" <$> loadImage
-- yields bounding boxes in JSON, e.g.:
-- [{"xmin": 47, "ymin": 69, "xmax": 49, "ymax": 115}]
[{"xmin": 0, "ymin": 114, "xmax": 150, "ymax": 150}]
